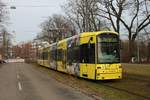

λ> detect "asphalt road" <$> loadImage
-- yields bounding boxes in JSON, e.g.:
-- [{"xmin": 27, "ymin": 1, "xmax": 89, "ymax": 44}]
[{"xmin": 0, "ymin": 63, "xmax": 93, "ymax": 100}]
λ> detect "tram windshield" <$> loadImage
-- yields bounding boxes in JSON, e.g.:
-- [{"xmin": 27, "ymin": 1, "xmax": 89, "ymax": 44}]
[{"xmin": 97, "ymin": 34, "xmax": 120, "ymax": 64}]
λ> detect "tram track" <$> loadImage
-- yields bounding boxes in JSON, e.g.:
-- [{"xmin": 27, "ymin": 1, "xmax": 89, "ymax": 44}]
[
  {"xmin": 97, "ymin": 81, "xmax": 150, "ymax": 100},
  {"xmin": 124, "ymin": 73, "xmax": 150, "ymax": 83},
  {"xmin": 95, "ymin": 73, "xmax": 150, "ymax": 100}
]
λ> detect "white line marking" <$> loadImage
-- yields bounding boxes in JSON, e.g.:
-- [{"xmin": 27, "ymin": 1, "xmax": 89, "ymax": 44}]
[
  {"xmin": 18, "ymin": 82, "xmax": 22, "ymax": 91},
  {"xmin": 17, "ymin": 75, "xmax": 20, "ymax": 79}
]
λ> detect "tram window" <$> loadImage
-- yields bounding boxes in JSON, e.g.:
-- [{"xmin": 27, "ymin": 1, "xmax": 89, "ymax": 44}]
[
  {"xmin": 73, "ymin": 46, "xmax": 80, "ymax": 62},
  {"xmin": 39, "ymin": 53, "xmax": 41, "ymax": 59},
  {"xmin": 40, "ymin": 53, "xmax": 42, "ymax": 59},
  {"xmin": 41, "ymin": 52, "xmax": 44, "ymax": 60},
  {"xmin": 57, "ymin": 49, "xmax": 63, "ymax": 61},
  {"xmin": 51, "ymin": 50, "xmax": 56, "ymax": 60},
  {"xmin": 38, "ymin": 53, "xmax": 41, "ymax": 59},
  {"xmin": 43, "ymin": 52, "xmax": 48, "ymax": 60},
  {"xmin": 40, "ymin": 53, "xmax": 43, "ymax": 59},
  {"xmin": 67, "ymin": 46, "xmax": 79, "ymax": 64},
  {"xmin": 80, "ymin": 44, "xmax": 95, "ymax": 63},
  {"xmin": 67, "ymin": 48, "xmax": 72, "ymax": 64},
  {"xmin": 53, "ymin": 50, "xmax": 57, "ymax": 60}
]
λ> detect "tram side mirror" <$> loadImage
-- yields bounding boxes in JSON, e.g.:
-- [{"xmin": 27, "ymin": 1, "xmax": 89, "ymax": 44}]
[
  {"xmin": 88, "ymin": 37, "xmax": 93, "ymax": 48},
  {"xmin": 88, "ymin": 43, "xmax": 91, "ymax": 48},
  {"xmin": 90, "ymin": 37, "xmax": 93, "ymax": 41}
]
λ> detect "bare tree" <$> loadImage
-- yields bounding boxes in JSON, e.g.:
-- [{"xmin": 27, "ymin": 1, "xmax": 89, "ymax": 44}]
[
  {"xmin": 98, "ymin": 0, "xmax": 150, "ymax": 61},
  {"xmin": 38, "ymin": 14, "xmax": 76, "ymax": 43},
  {"xmin": 63, "ymin": 0, "xmax": 107, "ymax": 33}
]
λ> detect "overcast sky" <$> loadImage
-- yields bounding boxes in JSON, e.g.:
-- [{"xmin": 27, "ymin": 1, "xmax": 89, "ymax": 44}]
[{"xmin": 3, "ymin": 0, "xmax": 66, "ymax": 43}]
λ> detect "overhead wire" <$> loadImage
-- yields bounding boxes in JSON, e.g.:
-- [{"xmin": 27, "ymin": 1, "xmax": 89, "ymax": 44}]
[{"xmin": 3, "ymin": 4, "xmax": 56, "ymax": 8}]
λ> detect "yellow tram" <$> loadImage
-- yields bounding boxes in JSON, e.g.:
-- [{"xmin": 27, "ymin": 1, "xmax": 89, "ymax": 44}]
[{"xmin": 37, "ymin": 31, "xmax": 122, "ymax": 80}]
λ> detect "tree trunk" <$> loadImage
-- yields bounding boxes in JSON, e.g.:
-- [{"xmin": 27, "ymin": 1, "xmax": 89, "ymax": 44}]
[
  {"xmin": 128, "ymin": 39, "xmax": 135, "ymax": 62},
  {"xmin": 147, "ymin": 42, "xmax": 150, "ymax": 62}
]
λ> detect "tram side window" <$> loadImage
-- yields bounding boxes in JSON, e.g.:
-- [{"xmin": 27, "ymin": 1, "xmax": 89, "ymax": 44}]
[
  {"xmin": 73, "ymin": 46, "xmax": 80, "ymax": 62},
  {"xmin": 57, "ymin": 49, "xmax": 63, "ymax": 61},
  {"xmin": 80, "ymin": 44, "xmax": 95, "ymax": 63},
  {"xmin": 51, "ymin": 49, "xmax": 57, "ymax": 61},
  {"xmin": 67, "ymin": 46, "xmax": 79, "ymax": 64},
  {"xmin": 40, "ymin": 53, "xmax": 43, "ymax": 60},
  {"xmin": 43, "ymin": 52, "xmax": 48, "ymax": 60},
  {"xmin": 50, "ymin": 50, "xmax": 52, "ymax": 61},
  {"xmin": 40, "ymin": 53, "xmax": 42, "ymax": 59},
  {"xmin": 38, "ymin": 52, "xmax": 41, "ymax": 59},
  {"xmin": 67, "ymin": 48, "xmax": 72, "ymax": 64},
  {"xmin": 42, "ymin": 52, "xmax": 44, "ymax": 60},
  {"xmin": 54, "ymin": 50, "xmax": 57, "ymax": 60},
  {"xmin": 41, "ymin": 53, "xmax": 43, "ymax": 59}
]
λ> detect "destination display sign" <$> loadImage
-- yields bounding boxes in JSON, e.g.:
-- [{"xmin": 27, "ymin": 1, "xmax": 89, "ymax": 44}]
[{"xmin": 97, "ymin": 34, "xmax": 118, "ymax": 42}]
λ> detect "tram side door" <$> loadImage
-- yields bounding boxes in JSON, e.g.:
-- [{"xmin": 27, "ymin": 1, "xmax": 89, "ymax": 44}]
[
  {"xmin": 80, "ymin": 63, "xmax": 88, "ymax": 77},
  {"xmin": 80, "ymin": 58, "xmax": 95, "ymax": 79},
  {"xmin": 80, "ymin": 43, "xmax": 96, "ymax": 79},
  {"xmin": 79, "ymin": 44, "xmax": 87, "ymax": 78}
]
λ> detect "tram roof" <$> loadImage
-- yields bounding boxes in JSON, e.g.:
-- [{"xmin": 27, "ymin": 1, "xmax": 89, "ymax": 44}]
[
  {"xmin": 44, "ymin": 31, "xmax": 119, "ymax": 47},
  {"xmin": 80, "ymin": 31, "xmax": 118, "ymax": 37}
]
